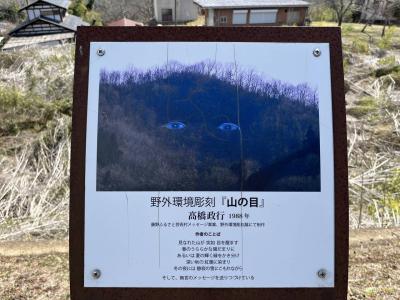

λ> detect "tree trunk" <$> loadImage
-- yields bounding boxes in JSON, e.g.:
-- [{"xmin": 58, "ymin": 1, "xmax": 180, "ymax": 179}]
[
  {"xmin": 338, "ymin": 15, "xmax": 343, "ymax": 26},
  {"xmin": 361, "ymin": 22, "xmax": 368, "ymax": 32},
  {"xmin": 335, "ymin": 10, "xmax": 342, "ymax": 26},
  {"xmin": 381, "ymin": 20, "xmax": 388, "ymax": 37}
]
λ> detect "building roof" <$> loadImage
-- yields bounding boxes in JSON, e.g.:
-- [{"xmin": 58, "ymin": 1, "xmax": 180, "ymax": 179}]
[
  {"xmin": 62, "ymin": 14, "xmax": 89, "ymax": 30},
  {"xmin": 194, "ymin": 0, "xmax": 310, "ymax": 8},
  {"xmin": 2, "ymin": 32, "xmax": 74, "ymax": 50},
  {"xmin": 107, "ymin": 18, "xmax": 144, "ymax": 27},
  {"xmin": 20, "ymin": 0, "xmax": 71, "ymax": 11},
  {"xmin": 8, "ymin": 14, "xmax": 88, "ymax": 36}
]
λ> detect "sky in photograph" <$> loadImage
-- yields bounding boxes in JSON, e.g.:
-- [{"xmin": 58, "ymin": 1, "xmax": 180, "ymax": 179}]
[{"xmin": 93, "ymin": 42, "xmax": 328, "ymax": 87}]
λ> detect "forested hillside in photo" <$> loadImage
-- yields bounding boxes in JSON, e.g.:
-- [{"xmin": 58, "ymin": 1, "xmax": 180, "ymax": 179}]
[{"xmin": 97, "ymin": 62, "xmax": 320, "ymax": 191}]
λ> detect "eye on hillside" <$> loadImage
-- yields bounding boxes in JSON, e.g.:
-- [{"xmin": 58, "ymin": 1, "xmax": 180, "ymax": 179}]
[
  {"xmin": 218, "ymin": 122, "xmax": 240, "ymax": 131},
  {"xmin": 162, "ymin": 121, "xmax": 186, "ymax": 130}
]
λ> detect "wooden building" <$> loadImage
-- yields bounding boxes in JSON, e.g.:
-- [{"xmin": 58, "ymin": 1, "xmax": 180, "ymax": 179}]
[
  {"xmin": 194, "ymin": 0, "xmax": 310, "ymax": 26},
  {"xmin": 8, "ymin": 0, "xmax": 88, "ymax": 37},
  {"xmin": 154, "ymin": 0, "xmax": 198, "ymax": 23}
]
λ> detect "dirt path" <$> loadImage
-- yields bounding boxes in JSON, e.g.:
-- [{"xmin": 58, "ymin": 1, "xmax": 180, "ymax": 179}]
[
  {"xmin": 349, "ymin": 227, "xmax": 400, "ymax": 244},
  {"xmin": 0, "ymin": 228, "xmax": 399, "ymax": 300},
  {"xmin": 348, "ymin": 228, "xmax": 400, "ymax": 299},
  {"xmin": 0, "ymin": 240, "xmax": 67, "ymax": 256}
]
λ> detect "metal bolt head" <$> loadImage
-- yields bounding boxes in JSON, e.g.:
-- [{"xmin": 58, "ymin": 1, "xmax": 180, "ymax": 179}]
[
  {"xmin": 313, "ymin": 48, "xmax": 321, "ymax": 57},
  {"xmin": 91, "ymin": 269, "xmax": 101, "ymax": 279},
  {"xmin": 97, "ymin": 48, "xmax": 105, "ymax": 57},
  {"xmin": 317, "ymin": 269, "xmax": 327, "ymax": 279}
]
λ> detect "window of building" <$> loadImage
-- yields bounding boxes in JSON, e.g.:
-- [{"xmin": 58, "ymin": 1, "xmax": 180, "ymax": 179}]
[
  {"xmin": 249, "ymin": 9, "xmax": 277, "ymax": 24},
  {"xmin": 27, "ymin": 8, "xmax": 41, "ymax": 20},
  {"xmin": 40, "ymin": 9, "xmax": 61, "ymax": 21},
  {"xmin": 232, "ymin": 10, "xmax": 247, "ymax": 24},
  {"xmin": 161, "ymin": 8, "xmax": 173, "ymax": 22},
  {"xmin": 220, "ymin": 16, "xmax": 227, "ymax": 24}
]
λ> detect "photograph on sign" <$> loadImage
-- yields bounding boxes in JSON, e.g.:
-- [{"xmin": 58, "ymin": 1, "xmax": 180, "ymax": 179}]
[
  {"xmin": 97, "ymin": 45, "xmax": 320, "ymax": 192},
  {"xmin": 84, "ymin": 41, "xmax": 334, "ymax": 288}
]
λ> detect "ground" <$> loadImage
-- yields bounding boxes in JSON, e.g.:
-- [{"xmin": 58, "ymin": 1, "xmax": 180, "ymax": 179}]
[
  {"xmin": 0, "ymin": 229, "xmax": 398, "ymax": 300},
  {"xmin": 348, "ymin": 229, "xmax": 400, "ymax": 299}
]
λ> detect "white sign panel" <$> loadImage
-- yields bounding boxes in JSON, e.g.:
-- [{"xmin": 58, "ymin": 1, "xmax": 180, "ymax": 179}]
[{"xmin": 84, "ymin": 42, "xmax": 334, "ymax": 288}]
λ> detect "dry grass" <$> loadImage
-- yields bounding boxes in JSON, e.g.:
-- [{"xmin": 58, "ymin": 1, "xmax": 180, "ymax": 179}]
[
  {"xmin": 0, "ymin": 117, "xmax": 70, "ymax": 240},
  {"xmin": 0, "ymin": 229, "xmax": 398, "ymax": 299},
  {"xmin": 311, "ymin": 23, "xmax": 400, "ymax": 229},
  {"xmin": 0, "ymin": 46, "xmax": 72, "ymax": 240},
  {"xmin": 185, "ymin": 15, "xmax": 205, "ymax": 26},
  {"xmin": 0, "ymin": 24, "xmax": 399, "ymax": 239}
]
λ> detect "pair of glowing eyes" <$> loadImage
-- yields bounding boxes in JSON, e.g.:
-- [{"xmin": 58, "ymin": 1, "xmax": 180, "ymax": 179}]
[{"xmin": 162, "ymin": 121, "xmax": 240, "ymax": 131}]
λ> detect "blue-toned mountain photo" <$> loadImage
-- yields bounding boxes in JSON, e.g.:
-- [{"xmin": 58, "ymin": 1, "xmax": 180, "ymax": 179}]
[{"xmin": 97, "ymin": 61, "xmax": 320, "ymax": 191}]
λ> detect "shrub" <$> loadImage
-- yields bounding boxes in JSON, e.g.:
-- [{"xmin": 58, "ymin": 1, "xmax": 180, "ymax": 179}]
[
  {"xmin": 69, "ymin": 0, "xmax": 103, "ymax": 25},
  {"xmin": 69, "ymin": 0, "xmax": 87, "ymax": 18},
  {"xmin": 308, "ymin": 5, "xmax": 336, "ymax": 22},
  {"xmin": 350, "ymin": 40, "xmax": 370, "ymax": 54},
  {"xmin": 377, "ymin": 55, "xmax": 396, "ymax": 66},
  {"xmin": 347, "ymin": 96, "xmax": 379, "ymax": 118},
  {"xmin": 375, "ymin": 64, "xmax": 400, "ymax": 77},
  {"xmin": 0, "ymin": 51, "xmax": 20, "ymax": 68},
  {"xmin": 354, "ymin": 96, "xmax": 377, "ymax": 108},
  {"xmin": 0, "ymin": 86, "xmax": 71, "ymax": 136},
  {"xmin": 84, "ymin": 10, "xmax": 103, "ymax": 25},
  {"xmin": 367, "ymin": 170, "xmax": 400, "ymax": 227},
  {"xmin": 0, "ymin": 0, "xmax": 23, "ymax": 22},
  {"xmin": 378, "ymin": 26, "xmax": 395, "ymax": 50},
  {"xmin": 341, "ymin": 24, "xmax": 354, "ymax": 35},
  {"xmin": 391, "ymin": 70, "xmax": 400, "ymax": 85}
]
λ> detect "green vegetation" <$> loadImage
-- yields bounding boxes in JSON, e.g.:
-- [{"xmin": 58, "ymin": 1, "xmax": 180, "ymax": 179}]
[
  {"xmin": 0, "ymin": 18, "xmax": 398, "ymax": 300},
  {"xmin": 70, "ymin": 0, "xmax": 87, "ymax": 17},
  {"xmin": 377, "ymin": 55, "xmax": 396, "ymax": 66},
  {"xmin": 69, "ymin": 0, "xmax": 103, "ymax": 25},
  {"xmin": 341, "ymin": 23, "xmax": 355, "ymax": 34},
  {"xmin": 375, "ymin": 55, "xmax": 400, "ymax": 83},
  {"xmin": 308, "ymin": 3, "xmax": 353, "ymax": 24},
  {"xmin": 313, "ymin": 22, "xmax": 400, "ymax": 49},
  {"xmin": 378, "ymin": 26, "xmax": 396, "ymax": 50},
  {"xmin": 367, "ymin": 170, "xmax": 400, "ymax": 225},
  {"xmin": 350, "ymin": 39, "xmax": 370, "ymax": 54},
  {"xmin": 308, "ymin": 5, "xmax": 337, "ymax": 22},
  {"xmin": 0, "ymin": 46, "xmax": 73, "ymax": 240},
  {"xmin": 347, "ymin": 96, "xmax": 379, "ymax": 118},
  {"xmin": 313, "ymin": 22, "xmax": 400, "ymax": 228},
  {"xmin": 0, "ymin": 87, "xmax": 71, "ymax": 137},
  {"xmin": 392, "ymin": 70, "xmax": 400, "ymax": 85},
  {"xmin": 374, "ymin": 54, "xmax": 400, "ymax": 78},
  {"xmin": 375, "ymin": 64, "xmax": 400, "ymax": 77},
  {"xmin": 0, "ymin": 22, "xmax": 399, "ymax": 239},
  {"xmin": 0, "ymin": 0, "xmax": 24, "ymax": 23}
]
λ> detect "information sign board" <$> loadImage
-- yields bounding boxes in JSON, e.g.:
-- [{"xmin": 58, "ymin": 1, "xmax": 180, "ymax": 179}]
[{"xmin": 70, "ymin": 27, "xmax": 348, "ymax": 300}]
